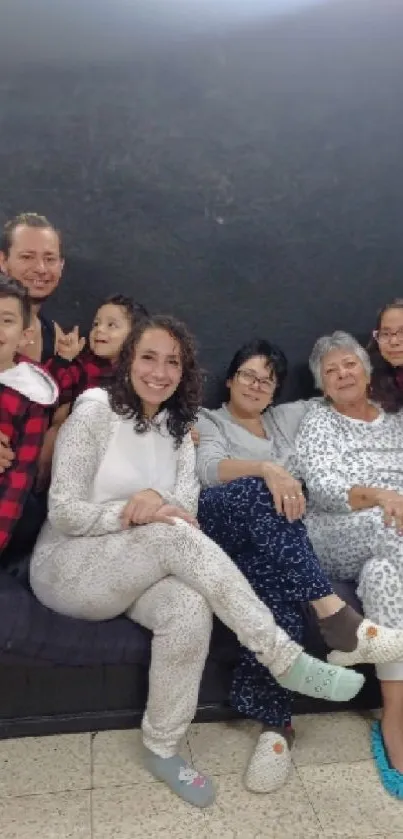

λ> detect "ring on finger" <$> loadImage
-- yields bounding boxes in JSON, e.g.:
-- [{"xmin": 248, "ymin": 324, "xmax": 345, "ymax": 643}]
[{"xmin": 283, "ymin": 494, "xmax": 290, "ymax": 500}]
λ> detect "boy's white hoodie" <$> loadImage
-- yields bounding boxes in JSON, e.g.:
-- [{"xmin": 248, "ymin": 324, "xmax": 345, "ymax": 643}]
[{"xmin": 0, "ymin": 361, "xmax": 58, "ymax": 405}]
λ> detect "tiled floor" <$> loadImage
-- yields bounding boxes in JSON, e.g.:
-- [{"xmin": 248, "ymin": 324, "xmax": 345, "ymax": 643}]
[{"xmin": 0, "ymin": 712, "xmax": 402, "ymax": 838}]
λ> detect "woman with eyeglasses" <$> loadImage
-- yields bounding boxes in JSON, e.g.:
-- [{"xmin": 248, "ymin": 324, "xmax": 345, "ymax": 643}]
[
  {"xmin": 196, "ymin": 339, "xmax": 403, "ymax": 795},
  {"xmin": 368, "ymin": 299, "xmax": 403, "ymax": 411}
]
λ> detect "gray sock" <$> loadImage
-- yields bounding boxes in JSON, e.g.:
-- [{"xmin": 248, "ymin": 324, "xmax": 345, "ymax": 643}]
[
  {"xmin": 318, "ymin": 604, "xmax": 363, "ymax": 652},
  {"xmin": 143, "ymin": 748, "xmax": 215, "ymax": 808}
]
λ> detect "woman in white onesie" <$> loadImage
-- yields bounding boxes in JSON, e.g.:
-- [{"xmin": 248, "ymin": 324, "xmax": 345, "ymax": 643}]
[
  {"xmin": 296, "ymin": 330, "xmax": 403, "ymax": 799},
  {"xmin": 30, "ymin": 316, "xmax": 363, "ymax": 809}
]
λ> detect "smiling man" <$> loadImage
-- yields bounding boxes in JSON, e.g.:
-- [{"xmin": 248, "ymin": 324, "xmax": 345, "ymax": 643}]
[
  {"xmin": 0, "ymin": 214, "xmax": 85, "ymax": 489},
  {"xmin": 0, "ymin": 212, "xmax": 65, "ymax": 363}
]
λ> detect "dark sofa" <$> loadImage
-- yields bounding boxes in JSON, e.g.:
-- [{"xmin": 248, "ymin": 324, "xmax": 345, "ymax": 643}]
[{"xmin": 0, "ymin": 565, "xmax": 380, "ymax": 739}]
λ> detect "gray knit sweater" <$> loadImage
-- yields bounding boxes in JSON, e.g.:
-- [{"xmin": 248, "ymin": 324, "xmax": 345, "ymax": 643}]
[{"xmin": 196, "ymin": 400, "xmax": 319, "ymax": 487}]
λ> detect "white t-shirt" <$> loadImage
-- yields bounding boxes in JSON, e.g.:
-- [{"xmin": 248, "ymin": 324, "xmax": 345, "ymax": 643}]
[{"xmin": 90, "ymin": 411, "xmax": 178, "ymax": 504}]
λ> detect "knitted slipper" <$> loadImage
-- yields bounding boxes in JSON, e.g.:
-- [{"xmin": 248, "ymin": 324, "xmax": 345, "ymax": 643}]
[
  {"xmin": 244, "ymin": 727, "xmax": 294, "ymax": 793},
  {"xmin": 371, "ymin": 721, "xmax": 403, "ymax": 800},
  {"xmin": 328, "ymin": 620, "xmax": 403, "ymax": 667}
]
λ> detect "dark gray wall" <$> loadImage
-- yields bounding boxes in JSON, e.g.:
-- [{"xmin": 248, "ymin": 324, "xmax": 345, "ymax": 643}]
[{"xmin": 0, "ymin": 0, "xmax": 402, "ymax": 401}]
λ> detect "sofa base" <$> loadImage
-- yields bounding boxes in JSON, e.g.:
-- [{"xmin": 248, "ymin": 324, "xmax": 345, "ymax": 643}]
[
  {"xmin": 0, "ymin": 578, "xmax": 382, "ymax": 740},
  {"xmin": 0, "ymin": 660, "xmax": 381, "ymax": 740}
]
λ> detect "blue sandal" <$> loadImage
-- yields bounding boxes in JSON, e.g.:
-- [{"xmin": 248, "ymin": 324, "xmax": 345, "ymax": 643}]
[{"xmin": 371, "ymin": 721, "xmax": 403, "ymax": 799}]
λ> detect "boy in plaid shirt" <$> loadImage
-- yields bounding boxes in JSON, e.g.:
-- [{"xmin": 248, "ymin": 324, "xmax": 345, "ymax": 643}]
[{"xmin": 0, "ymin": 275, "xmax": 58, "ymax": 561}]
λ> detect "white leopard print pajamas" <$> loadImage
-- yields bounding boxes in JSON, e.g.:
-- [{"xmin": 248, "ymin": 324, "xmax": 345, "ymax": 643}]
[
  {"xmin": 30, "ymin": 393, "xmax": 300, "ymax": 757},
  {"xmin": 296, "ymin": 403, "xmax": 403, "ymax": 680}
]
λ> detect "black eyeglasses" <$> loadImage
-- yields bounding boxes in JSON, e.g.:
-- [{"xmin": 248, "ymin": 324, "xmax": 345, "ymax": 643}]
[{"xmin": 236, "ymin": 368, "xmax": 277, "ymax": 392}]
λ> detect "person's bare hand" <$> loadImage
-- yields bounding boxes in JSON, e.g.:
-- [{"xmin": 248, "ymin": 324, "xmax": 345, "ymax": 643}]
[
  {"xmin": 153, "ymin": 504, "xmax": 199, "ymax": 528},
  {"xmin": 55, "ymin": 324, "xmax": 86, "ymax": 361},
  {"xmin": 120, "ymin": 489, "xmax": 163, "ymax": 527},
  {"xmin": 377, "ymin": 489, "xmax": 403, "ymax": 534},
  {"xmin": 261, "ymin": 461, "xmax": 305, "ymax": 522},
  {"xmin": 190, "ymin": 427, "xmax": 200, "ymax": 446},
  {"xmin": 0, "ymin": 431, "xmax": 14, "ymax": 474}
]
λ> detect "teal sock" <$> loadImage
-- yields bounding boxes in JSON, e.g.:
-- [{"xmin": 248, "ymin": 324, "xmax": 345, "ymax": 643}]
[
  {"xmin": 276, "ymin": 651, "xmax": 365, "ymax": 702},
  {"xmin": 143, "ymin": 748, "xmax": 215, "ymax": 808}
]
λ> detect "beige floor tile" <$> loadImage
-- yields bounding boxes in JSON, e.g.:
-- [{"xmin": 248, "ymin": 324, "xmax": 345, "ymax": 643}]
[
  {"xmin": 0, "ymin": 734, "xmax": 91, "ymax": 797},
  {"xmin": 341, "ymin": 835, "xmax": 403, "ymax": 839},
  {"xmin": 252, "ymin": 833, "xmax": 322, "ymax": 839},
  {"xmin": 203, "ymin": 813, "xmax": 264, "ymax": 839},
  {"xmin": 0, "ymin": 790, "xmax": 91, "ymax": 839},
  {"xmin": 298, "ymin": 760, "xmax": 403, "ymax": 836},
  {"xmin": 213, "ymin": 769, "xmax": 322, "ymax": 838},
  {"xmin": 321, "ymin": 835, "xmax": 403, "ymax": 839},
  {"xmin": 92, "ymin": 783, "xmax": 209, "ymax": 838},
  {"xmin": 292, "ymin": 712, "xmax": 371, "ymax": 766},
  {"xmin": 92, "ymin": 780, "xmax": 317, "ymax": 839},
  {"xmin": 94, "ymin": 810, "xmax": 238, "ymax": 839},
  {"xmin": 187, "ymin": 720, "xmax": 260, "ymax": 776},
  {"xmin": 203, "ymin": 813, "xmax": 258, "ymax": 839},
  {"xmin": 92, "ymin": 729, "xmax": 192, "ymax": 788}
]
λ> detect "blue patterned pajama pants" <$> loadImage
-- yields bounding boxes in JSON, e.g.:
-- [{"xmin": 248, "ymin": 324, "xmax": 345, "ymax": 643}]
[{"xmin": 198, "ymin": 477, "xmax": 333, "ymax": 726}]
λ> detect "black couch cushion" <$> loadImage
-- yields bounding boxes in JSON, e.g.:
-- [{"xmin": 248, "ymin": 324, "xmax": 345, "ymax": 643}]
[
  {"xmin": 0, "ymin": 567, "xmax": 363, "ymax": 668},
  {"xmin": 0, "ymin": 569, "xmax": 151, "ymax": 666}
]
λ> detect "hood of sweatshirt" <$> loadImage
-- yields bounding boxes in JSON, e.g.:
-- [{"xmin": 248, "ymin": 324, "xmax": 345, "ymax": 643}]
[
  {"xmin": 0, "ymin": 361, "xmax": 59, "ymax": 406},
  {"xmin": 74, "ymin": 387, "xmax": 169, "ymax": 429},
  {"xmin": 75, "ymin": 386, "xmax": 110, "ymax": 409}
]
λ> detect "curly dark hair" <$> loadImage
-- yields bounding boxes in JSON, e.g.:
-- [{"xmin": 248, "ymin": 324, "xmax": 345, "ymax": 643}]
[
  {"xmin": 107, "ymin": 315, "xmax": 202, "ymax": 447},
  {"xmin": 224, "ymin": 339, "xmax": 288, "ymax": 403},
  {"xmin": 368, "ymin": 298, "xmax": 403, "ymax": 412}
]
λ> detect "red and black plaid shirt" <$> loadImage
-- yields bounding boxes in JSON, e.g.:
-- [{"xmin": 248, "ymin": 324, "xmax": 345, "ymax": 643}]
[
  {"xmin": 0, "ymin": 377, "xmax": 52, "ymax": 554},
  {"xmin": 45, "ymin": 352, "xmax": 115, "ymax": 407},
  {"xmin": 0, "ymin": 352, "xmax": 112, "ymax": 553}
]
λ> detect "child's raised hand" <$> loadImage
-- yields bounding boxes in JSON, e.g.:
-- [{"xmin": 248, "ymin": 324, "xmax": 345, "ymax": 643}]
[{"xmin": 55, "ymin": 324, "xmax": 86, "ymax": 361}]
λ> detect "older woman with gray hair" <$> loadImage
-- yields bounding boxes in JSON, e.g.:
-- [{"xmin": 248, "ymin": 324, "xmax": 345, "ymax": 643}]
[
  {"xmin": 296, "ymin": 330, "xmax": 403, "ymax": 799},
  {"xmin": 196, "ymin": 337, "xmax": 403, "ymax": 797}
]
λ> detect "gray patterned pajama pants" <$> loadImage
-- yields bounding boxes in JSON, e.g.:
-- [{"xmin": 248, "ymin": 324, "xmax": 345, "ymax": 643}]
[
  {"xmin": 30, "ymin": 518, "xmax": 300, "ymax": 756},
  {"xmin": 307, "ymin": 507, "xmax": 403, "ymax": 680}
]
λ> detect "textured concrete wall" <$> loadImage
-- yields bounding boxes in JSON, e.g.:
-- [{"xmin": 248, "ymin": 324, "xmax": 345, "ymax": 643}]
[{"xmin": 0, "ymin": 0, "xmax": 402, "ymax": 402}]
